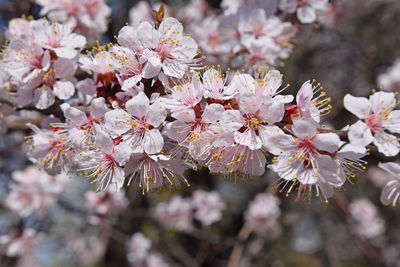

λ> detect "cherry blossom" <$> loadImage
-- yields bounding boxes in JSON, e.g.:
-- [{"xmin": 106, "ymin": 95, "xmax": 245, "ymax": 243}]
[
  {"xmin": 378, "ymin": 162, "xmax": 400, "ymax": 207},
  {"xmin": 245, "ymin": 193, "xmax": 280, "ymax": 233},
  {"xmin": 155, "ymin": 196, "xmax": 194, "ymax": 231},
  {"xmin": 191, "ymin": 190, "xmax": 225, "ymax": 226},
  {"xmin": 268, "ymin": 118, "xmax": 344, "ymax": 201},
  {"xmin": 137, "ymin": 17, "xmax": 199, "ymax": 78},
  {"xmin": 5, "ymin": 166, "xmax": 69, "ymax": 217},
  {"xmin": 104, "ymin": 92, "xmax": 166, "ymax": 154},
  {"xmin": 344, "ymin": 91, "xmax": 400, "ymax": 156},
  {"xmin": 36, "ymin": 0, "xmax": 111, "ymax": 42},
  {"xmin": 349, "ymin": 198, "xmax": 385, "ymax": 239},
  {"xmin": 77, "ymin": 124, "xmax": 128, "ymax": 192}
]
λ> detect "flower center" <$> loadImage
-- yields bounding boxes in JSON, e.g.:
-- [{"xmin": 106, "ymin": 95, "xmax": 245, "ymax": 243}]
[
  {"xmin": 244, "ymin": 114, "xmax": 260, "ymax": 130},
  {"xmin": 364, "ymin": 114, "xmax": 382, "ymax": 133},
  {"xmin": 156, "ymin": 43, "xmax": 171, "ymax": 61}
]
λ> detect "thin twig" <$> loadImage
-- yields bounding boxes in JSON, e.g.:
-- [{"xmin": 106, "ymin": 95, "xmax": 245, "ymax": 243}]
[{"xmin": 227, "ymin": 224, "xmax": 252, "ymax": 267}]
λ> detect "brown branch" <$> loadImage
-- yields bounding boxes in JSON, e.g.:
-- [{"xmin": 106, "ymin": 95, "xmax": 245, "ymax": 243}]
[{"xmin": 227, "ymin": 224, "xmax": 252, "ymax": 267}]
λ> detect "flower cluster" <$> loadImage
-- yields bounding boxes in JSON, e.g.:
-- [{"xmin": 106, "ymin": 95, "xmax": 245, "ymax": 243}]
[
  {"xmin": 0, "ymin": 18, "xmax": 86, "ymax": 109},
  {"xmin": 1, "ymin": 6, "xmax": 399, "ymax": 207},
  {"xmin": 155, "ymin": 190, "xmax": 225, "ymax": 230},
  {"xmin": 126, "ymin": 232, "xmax": 169, "ymax": 267},
  {"xmin": 4, "ymin": 166, "xmax": 69, "ymax": 217},
  {"xmin": 35, "ymin": 0, "xmax": 111, "ymax": 42}
]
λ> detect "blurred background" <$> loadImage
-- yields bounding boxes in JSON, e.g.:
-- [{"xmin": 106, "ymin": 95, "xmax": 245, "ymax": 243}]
[{"xmin": 1, "ymin": 0, "xmax": 400, "ymax": 266}]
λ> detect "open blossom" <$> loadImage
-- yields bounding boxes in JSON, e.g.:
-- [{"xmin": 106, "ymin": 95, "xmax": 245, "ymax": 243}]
[
  {"xmin": 202, "ymin": 68, "xmax": 237, "ymax": 100},
  {"xmin": 30, "ymin": 19, "xmax": 86, "ymax": 59},
  {"xmin": 79, "ymin": 50, "xmax": 118, "ymax": 88},
  {"xmin": 349, "ymin": 198, "xmax": 385, "ymax": 239},
  {"xmin": 344, "ymin": 91, "xmax": 400, "ymax": 156},
  {"xmin": 27, "ymin": 124, "xmax": 75, "ymax": 175},
  {"xmin": 192, "ymin": 190, "xmax": 225, "ymax": 226},
  {"xmin": 55, "ymin": 97, "xmax": 108, "ymax": 146},
  {"xmin": 77, "ymin": 124, "xmax": 129, "ymax": 192},
  {"xmin": 378, "ymin": 162, "xmax": 400, "ymax": 207},
  {"xmin": 165, "ymin": 103, "xmax": 225, "ymax": 160},
  {"xmin": 237, "ymin": 9, "xmax": 295, "ymax": 65},
  {"xmin": 268, "ymin": 118, "xmax": 344, "ymax": 201},
  {"xmin": 284, "ymin": 80, "xmax": 331, "ymax": 123},
  {"xmin": 105, "ymin": 92, "xmax": 167, "ymax": 154},
  {"xmin": 1, "ymin": 41, "xmax": 50, "ymax": 84},
  {"xmin": 137, "ymin": 17, "xmax": 199, "ymax": 78},
  {"xmin": 160, "ymin": 73, "xmax": 204, "ymax": 116},
  {"xmin": 220, "ymin": 94, "xmax": 283, "ymax": 150},
  {"xmin": 1, "ymin": 18, "xmax": 85, "ymax": 109},
  {"xmin": 125, "ymin": 152, "xmax": 189, "ymax": 194},
  {"xmin": 36, "ymin": 0, "xmax": 111, "ymax": 42},
  {"xmin": 279, "ymin": 0, "xmax": 329, "ymax": 24},
  {"xmin": 245, "ymin": 193, "xmax": 280, "ymax": 232},
  {"xmin": 5, "ymin": 166, "xmax": 69, "ymax": 217},
  {"xmin": 155, "ymin": 196, "xmax": 194, "ymax": 231}
]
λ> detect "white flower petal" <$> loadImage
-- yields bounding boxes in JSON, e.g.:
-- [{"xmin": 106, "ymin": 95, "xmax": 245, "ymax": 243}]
[
  {"xmin": 343, "ymin": 94, "xmax": 370, "ymax": 119},
  {"xmin": 53, "ymin": 81, "xmax": 75, "ymax": 100}
]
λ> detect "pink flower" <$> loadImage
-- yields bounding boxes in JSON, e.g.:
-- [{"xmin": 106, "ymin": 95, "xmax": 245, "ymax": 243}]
[
  {"xmin": 245, "ymin": 193, "xmax": 280, "ymax": 233},
  {"xmin": 165, "ymin": 103, "xmax": 224, "ymax": 160},
  {"xmin": 202, "ymin": 68, "xmax": 236, "ymax": 100},
  {"xmin": 79, "ymin": 50, "xmax": 119, "ymax": 86},
  {"xmin": 126, "ymin": 232, "xmax": 151, "ymax": 263},
  {"xmin": 55, "ymin": 97, "xmax": 108, "ymax": 146},
  {"xmin": 268, "ymin": 118, "xmax": 344, "ymax": 201},
  {"xmin": 110, "ymin": 45, "xmax": 156, "ymax": 90},
  {"xmin": 344, "ymin": 91, "xmax": 400, "ymax": 156},
  {"xmin": 238, "ymin": 10, "xmax": 294, "ymax": 65},
  {"xmin": 220, "ymin": 95, "xmax": 283, "ymax": 150},
  {"xmin": 192, "ymin": 190, "xmax": 225, "ymax": 226},
  {"xmin": 229, "ymin": 70, "xmax": 293, "ymax": 103},
  {"xmin": 155, "ymin": 196, "xmax": 194, "ymax": 231},
  {"xmin": 77, "ymin": 124, "xmax": 129, "ymax": 192},
  {"xmin": 160, "ymin": 73, "xmax": 204, "ymax": 116},
  {"xmin": 1, "ymin": 41, "xmax": 50, "ymax": 83},
  {"xmin": 349, "ymin": 198, "xmax": 385, "ymax": 239},
  {"xmin": 294, "ymin": 80, "xmax": 331, "ymax": 123},
  {"xmin": 17, "ymin": 57, "xmax": 77, "ymax": 109},
  {"xmin": 137, "ymin": 17, "xmax": 199, "ymax": 78},
  {"xmin": 5, "ymin": 166, "xmax": 69, "ymax": 217},
  {"xmin": 104, "ymin": 92, "xmax": 166, "ymax": 154},
  {"xmin": 378, "ymin": 162, "xmax": 400, "ymax": 207},
  {"xmin": 27, "ymin": 124, "xmax": 75, "ymax": 175},
  {"xmin": 206, "ymin": 141, "xmax": 267, "ymax": 179},
  {"xmin": 125, "ymin": 152, "xmax": 189, "ymax": 194},
  {"xmin": 30, "ymin": 19, "xmax": 86, "ymax": 59}
]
